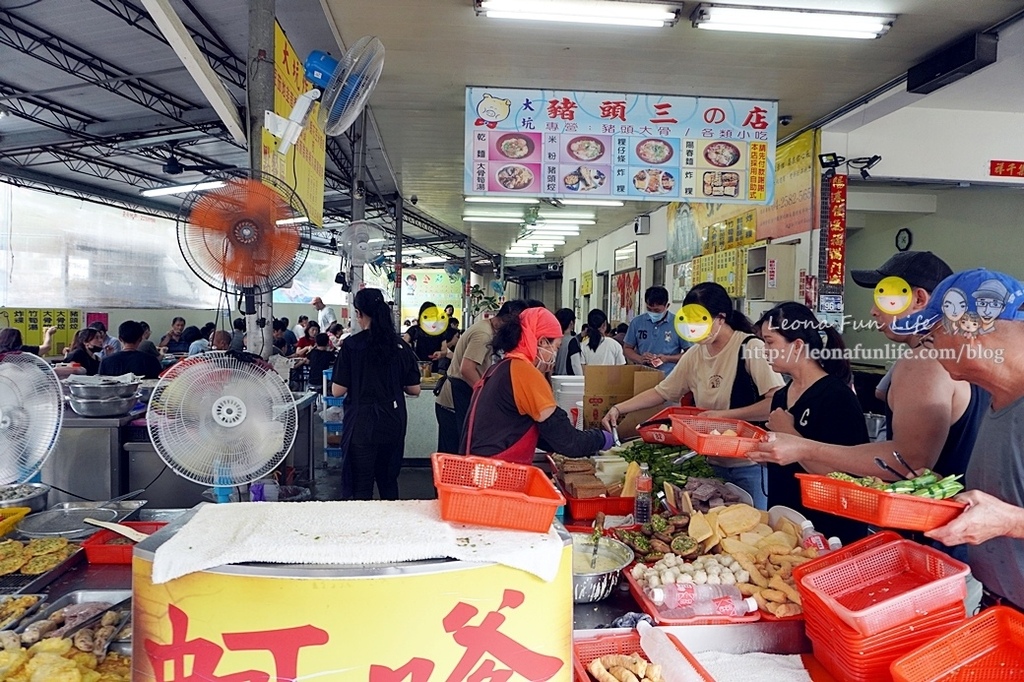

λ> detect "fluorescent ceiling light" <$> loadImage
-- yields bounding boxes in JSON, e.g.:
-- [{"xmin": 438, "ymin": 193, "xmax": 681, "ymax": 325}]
[
  {"xmin": 465, "ymin": 196, "xmax": 540, "ymax": 204},
  {"xmin": 275, "ymin": 216, "xmax": 308, "ymax": 226},
  {"xmin": 539, "ymin": 218, "xmax": 595, "ymax": 226},
  {"xmin": 140, "ymin": 180, "xmax": 224, "ymax": 197},
  {"xmin": 538, "ymin": 211, "xmax": 595, "ymax": 220},
  {"xmin": 691, "ymin": 4, "xmax": 895, "ymax": 39},
  {"xmin": 463, "ymin": 210, "xmax": 523, "ymax": 218},
  {"xmin": 462, "ymin": 216, "xmax": 523, "ymax": 224},
  {"xmin": 531, "ymin": 228, "xmax": 579, "ymax": 235},
  {"xmin": 416, "ymin": 256, "xmax": 447, "ymax": 263},
  {"xmin": 505, "ymin": 252, "xmax": 546, "ymax": 259},
  {"xmin": 477, "ymin": 0, "xmax": 681, "ymax": 28},
  {"xmin": 558, "ymin": 199, "xmax": 625, "ymax": 207}
]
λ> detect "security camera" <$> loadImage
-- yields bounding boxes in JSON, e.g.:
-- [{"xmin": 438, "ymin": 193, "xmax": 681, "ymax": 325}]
[
  {"xmin": 410, "ymin": 194, "xmax": 419, "ymax": 205},
  {"xmin": 779, "ymin": 115, "xmax": 793, "ymax": 126}
]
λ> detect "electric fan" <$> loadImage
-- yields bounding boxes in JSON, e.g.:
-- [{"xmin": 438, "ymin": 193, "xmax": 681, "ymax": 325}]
[
  {"xmin": 336, "ymin": 220, "xmax": 388, "ymax": 298},
  {"xmin": 147, "ymin": 353, "xmax": 297, "ymax": 503},
  {"xmin": 177, "ymin": 170, "xmax": 310, "ymax": 316},
  {"xmin": 266, "ymin": 36, "xmax": 386, "ymax": 154},
  {"xmin": 0, "ymin": 352, "xmax": 63, "ymax": 484}
]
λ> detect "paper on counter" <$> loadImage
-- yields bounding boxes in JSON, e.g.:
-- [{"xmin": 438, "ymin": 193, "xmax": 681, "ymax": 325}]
[{"xmin": 691, "ymin": 651, "xmax": 812, "ymax": 682}]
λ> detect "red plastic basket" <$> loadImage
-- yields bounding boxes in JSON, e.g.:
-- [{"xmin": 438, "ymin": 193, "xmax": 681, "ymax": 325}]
[
  {"xmin": 431, "ymin": 453, "xmax": 565, "ymax": 533},
  {"xmin": 573, "ymin": 631, "xmax": 715, "ymax": 682},
  {"xmin": 797, "ymin": 539, "xmax": 970, "ymax": 637},
  {"xmin": 891, "ymin": 606, "xmax": 1024, "ymax": 682},
  {"xmin": 797, "ymin": 473, "xmax": 966, "ymax": 532},
  {"xmin": 624, "ymin": 571, "xmax": 761, "ymax": 626},
  {"xmin": 545, "ymin": 454, "xmax": 635, "ymax": 521},
  {"xmin": 82, "ymin": 522, "xmax": 167, "ymax": 564},
  {"xmin": 794, "ymin": 531, "xmax": 903, "ymax": 615},
  {"xmin": 637, "ymin": 407, "xmax": 705, "ymax": 446},
  {"xmin": 672, "ymin": 415, "xmax": 768, "ymax": 458},
  {"xmin": 806, "ymin": 601, "xmax": 965, "ymax": 658}
]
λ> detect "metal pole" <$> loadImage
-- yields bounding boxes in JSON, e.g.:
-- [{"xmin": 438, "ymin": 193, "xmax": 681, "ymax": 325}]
[
  {"xmin": 349, "ymin": 112, "xmax": 368, "ymax": 332},
  {"xmin": 394, "ymin": 195, "xmax": 403, "ymax": 330},
  {"xmin": 464, "ymin": 236, "xmax": 472, "ymax": 324},
  {"xmin": 247, "ymin": 0, "xmax": 275, "ymax": 359}
]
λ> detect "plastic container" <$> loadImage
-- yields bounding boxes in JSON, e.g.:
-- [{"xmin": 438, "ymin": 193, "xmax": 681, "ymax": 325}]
[
  {"xmin": 800, "ymin": 520, "xmax": 828, "ymax": 552},
  {"xmin": 634, "ymin": 463, "xmax": 652, "ymax": 524},
  {"xmin": 673, "ymin": 414, "xmax": 768, "ymax": 458},
  {"xmin": 891, "ymin": 606, "xmax": 1024, "ymax": 682},
  {"xmin": 572, "ymin": 630, "xmax": 715, "ymax": 682},
  {"xmin": 82, "ymin": 521, "xmax": 167, "ymax": 564},
  {"xmin": 0, "ymin": 507, "xmax": 30, "ymax": 537},
  {"xmin": 797, "ymin": 473, "xmax": 966, "ymax": 532},
  {"xmin": 637, "ymin": 406, "xmax": 705, "ymax": 446},
  {"xmin": 662, "ymin": 595, "xmax": 758, "ymax": 620},
  {"xmin": 624, "ymin": 571, "xmax": 761, "ymax": 626},
  {"xmin": 797, "ymin": 539, "xmax": 970, "ymax": 637},
  {"xmin": 545, "ymin": 454, "xmax": 634, "ymax": 521},
  {"xmin": 432, "ymin": 453, "xmax": 564, "ymax": 533}
]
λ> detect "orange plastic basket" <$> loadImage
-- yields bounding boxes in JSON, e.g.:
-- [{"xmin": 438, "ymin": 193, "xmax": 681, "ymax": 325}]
[
  {"xmin": 891, "ymin": 606, "xmax": 1024, "ymax": 682},
  {"xmin": 794, "ymin": 531, "xmax": 903, "ymax": 615},
  {"xmin": 797, "ymin": 539, "xmax": 970, "ymax": 637},
  {"xmin": 637, "ymin": 406, "xmax": 705, "ymax": 446},
  {"xmin": 546, "ymin": 455, "xmax": 635, "ymax": 521},
  {"xmin": 431, "ymin": 453, "xmax": 564, "ymax": 533},
  {"xmin": 573, "ymin": 631, "xmax": 715, "ymax": 682},
  {"xmin": 797, "ymin": 473, "xmax": 966, "ymax": 532},
  {"xmin": 672, "ymin": 414, "xmax": 768, "ymax": 457},
  {"xmin": 624, "ymin": 571, "xmax": 760, "ymax": 626}
]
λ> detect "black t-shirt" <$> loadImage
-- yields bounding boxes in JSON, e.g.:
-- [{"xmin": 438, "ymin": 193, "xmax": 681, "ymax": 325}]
[
  {"xmin": 332, "ymin": 331, "xmax": 419, "ymax": 441},
  {"xmin": 66, "ymin": 348, "xmax": 100, "ymax": 376},
  {"xmin": 98, "ymin": 350, "xmax": 163, "ymax": 379},
  {"xmin": 769, "ymin": 374, "xmax": 870, "ymax": 542},
  {"xmin": 305, "ymin": 348, "xmax": 337, "ymax": 392},
  {"xmin": 406, "ymin": 325, "xmax": 444, "ymax": 362}
]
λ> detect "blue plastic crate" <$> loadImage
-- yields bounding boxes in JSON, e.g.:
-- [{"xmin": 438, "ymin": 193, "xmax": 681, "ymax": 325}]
[
  {"xmin": 324, "ymin": 422, "xmax": 344, "ymax": 434},
  {"xmin": 323, "ymin": 369, "xmax": 333, "ymax": 382},
  {"xmin": 323, "ymin": 396, "xmax": 344, "ymax": 408},
  {"xmin": 325, "ymin": 447, "xmax": 343, "ymax": 459}
]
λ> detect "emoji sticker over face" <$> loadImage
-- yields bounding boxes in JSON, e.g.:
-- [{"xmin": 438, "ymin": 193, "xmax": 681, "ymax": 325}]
[
  {"xmin": 419, "ymin": 306, "xmax": 448, "ymax": 337},
  {"xmin": 675, "ymin": 304, "xmax": 713, "ymax": 343},
  {"xmin": 874, "ymin": 276, "xmax": 913, "ymax": 315}
]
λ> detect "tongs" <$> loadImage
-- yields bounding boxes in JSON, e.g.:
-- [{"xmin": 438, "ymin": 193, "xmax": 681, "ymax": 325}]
[
  {"xmin": 673, "ymin": 450, "xmax": 699, "ymax": 465},
  {"xmin": 590, "ymin": 512, "xmax": 606, "ymax": 569},
  {"xmin": 874, "ymin": 451, "xmax": 920, "ymax": 481}
]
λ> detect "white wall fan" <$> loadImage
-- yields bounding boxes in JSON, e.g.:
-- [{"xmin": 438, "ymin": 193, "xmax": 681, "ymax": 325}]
[
  {"xmin": 334, "ymin": 220, "xmax": 388, "ymax": 296},
  {"xmin": 265, "ymin": 36, "xmax": 386, "ymax": 154},
  {"xmin": 0, "ymin": 352, "xmax": 63, "ymax": 484}
]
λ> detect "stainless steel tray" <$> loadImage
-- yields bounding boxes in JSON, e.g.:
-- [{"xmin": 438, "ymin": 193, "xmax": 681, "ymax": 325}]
[
  {"xmin": 15, "ymin": 589, "xmax": 129, "ymax": 635},
  {"xmin": 0, "ymin": 594, "xmax": 47, "ymax": 631},
  {"xmin": 17, "ymin": 508, "xmax": 119, "ymax": 539},
  {"xmin": 14, "ymin": 500, "xmax": 148, "ymax": 540},
  {"xmin": 0, "ymin": 546, "xmax": 84, "ymax": 595}
]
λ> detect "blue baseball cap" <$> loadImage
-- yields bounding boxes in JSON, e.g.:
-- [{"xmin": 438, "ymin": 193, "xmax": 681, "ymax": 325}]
[{"xmin": 891, "ymin": 268, "xmax": 1024, "ymax": 335}]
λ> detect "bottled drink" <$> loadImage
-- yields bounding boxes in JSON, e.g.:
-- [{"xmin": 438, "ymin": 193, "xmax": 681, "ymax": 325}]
[
  {"xmin": 634, "ymin": 463, "xmax": 652, "ymax": 524},
  {"xmin": 661, "ymin": 594, "xmax": 758, "ymax": 619},
  {"xmin": 647, "ymin": 583, "xmax": 745, "ymax": 609},
  {"xmin": 636, "ymin": 621, "xmax": 706, "ymax": 682},
  {"xmin": 800, "ymin": 520, "xmax": 828, "ymax": 552},
  {"xmin": 828, "ymin": 536, "xmax": 842, "ymax": 552}
]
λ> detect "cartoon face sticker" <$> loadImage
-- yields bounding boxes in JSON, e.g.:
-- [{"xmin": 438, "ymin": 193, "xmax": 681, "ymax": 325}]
[
  {"xmin": 958, "ymin": 312, "xmax": 981, "ymax": 338},
  {"xmin": 404, "ymin": 274, "xmax": 417, "ymax": 295},
  {"xmin": 973, "ymin": 279, "xmax": 1009, "ymax": 332},
  {"xmin": 675, "ymin": 304, "xmax": 713, "ymax": 343},
  {"xmin": 941, "ymin": 288, "xmax": 968, "ymax": 333},
  {"xmin": 474, "ymin": 93, "xmax": 511, "ymax": 129},
  {"xmin": 874, "ymin": 276, "xmax": 913, "ymax": 316},
  {"xmin": 419, "ymin": 306, "xmax": 449, "ymax": 337}
]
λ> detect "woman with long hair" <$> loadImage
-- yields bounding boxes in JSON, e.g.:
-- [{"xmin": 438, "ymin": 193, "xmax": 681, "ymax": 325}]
[
  {"xmin": 580, "ymin": 309, "xmax": 625, "ymax": 367},
  {"xmin": 331, "ymin": 288, "xmax": 420, "ymax": 500},
  {"xmin": 603, "ymin": 282, "xmax": 785, "ymax": 508},
  {"xmin": 403, "ymin": 301, "xmax": 447, "ymax": 366},
  {"xmin": 296, "ymin": 321, "xmax": 320, "ymax": 356},
  {"xmin": 461, "ymin": 307, "xmax": 612, "ymax": 462},
  {"xmin": 65, "ymin": 328, "xmax": 104, "ymax": 375},
  {"xmin": 756, "ymin": 302, "xmax": 869, "ymax": 538}
]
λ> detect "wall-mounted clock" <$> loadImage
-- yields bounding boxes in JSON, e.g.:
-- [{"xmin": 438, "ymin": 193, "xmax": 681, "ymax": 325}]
[{"xmin": 896, "ymin": 228, "xmax": 913, "ymax": 252}]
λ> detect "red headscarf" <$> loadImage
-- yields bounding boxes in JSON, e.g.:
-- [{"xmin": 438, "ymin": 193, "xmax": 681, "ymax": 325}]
[{"xmin": 506, "ymin": 307, "xmax": 562, "ymax": 364}]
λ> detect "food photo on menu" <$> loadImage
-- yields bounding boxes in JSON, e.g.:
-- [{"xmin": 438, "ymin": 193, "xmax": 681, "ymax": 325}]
[
  {"xmin": 563, "ymin": 166, "xmax": 607, "ymax": 192},
  {"xmin": 635, "ymin": 138, "xmax": 674, "ymax": 165},
  {"xmin": 566, "ymin": 136, "xmax": 607, "ymax": 163}
]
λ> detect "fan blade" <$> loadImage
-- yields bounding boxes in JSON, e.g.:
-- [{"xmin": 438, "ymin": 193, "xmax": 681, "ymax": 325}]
[{"xmin": 318, "ymin": 36, "xmax": 385, "ymax": 136}]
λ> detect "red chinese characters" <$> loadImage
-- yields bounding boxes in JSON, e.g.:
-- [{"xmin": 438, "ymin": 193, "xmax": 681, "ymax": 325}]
[
  {"xmin": 599, "ymin": 100, "xmax": 627, "ymax": 122},
  {"xmin": 370, "ymin": 590, "xmax": 564, "ymax": 682},
  {"xmin": 547, "ymin": 97, "xmax": 578, "ymax": 121},
  {"xmin": 143, "ymin": 605, "xmax": 330, "ymax": 682},
  {"xmin": 703, "ymin": 107, "xmax": 726, "ymax": 125},
  {"xmin": 826, "ymin": 175, "xmax": 848, "ymax": 285},
  {"xmin": 742, "ymin": 106, "xmax": 770, "ymax": 130},
  {"xmin": 650, "ymin": 102, "xmax": 678, "ymax": 124}
]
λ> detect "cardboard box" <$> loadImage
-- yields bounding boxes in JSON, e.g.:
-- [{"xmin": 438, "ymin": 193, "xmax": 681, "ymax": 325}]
[{"xmin": 583, "ymin": 365, "xmax": 664, "ymax": 438}]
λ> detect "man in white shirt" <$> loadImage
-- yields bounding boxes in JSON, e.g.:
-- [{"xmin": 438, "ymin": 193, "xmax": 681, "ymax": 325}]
[{"xmin": 312, "ymin": 297, "xmax": 337, "ymax": 330}]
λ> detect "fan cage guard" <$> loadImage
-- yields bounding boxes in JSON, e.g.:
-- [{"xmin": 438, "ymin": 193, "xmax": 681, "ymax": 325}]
[
  {"xmin": 319, "ymin": 36, "xmax": 385, "ymax": 136},
  {"xmin": 0, "ymin": 352, "xmax": 63, "ymax": 484},
  {"xmin": 146, "ymin": 354, "xmax": 298, "ymax": 487},
  {"xmin": 339, "ymin": 220, "xmax": 389, "ymax": 267},
  {"xmin": 177, "ymin": 169, "xmax": 312, "ymax": 296}
]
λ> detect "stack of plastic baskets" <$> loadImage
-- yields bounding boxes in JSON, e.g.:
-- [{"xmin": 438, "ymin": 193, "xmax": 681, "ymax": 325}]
[
  {"xmin": 322, "ymin": 368, "xmax": 343, "ymax": 468},
  {"xmin": 795, "ymin": 533, "xmax": 970, "ymax": 682}
]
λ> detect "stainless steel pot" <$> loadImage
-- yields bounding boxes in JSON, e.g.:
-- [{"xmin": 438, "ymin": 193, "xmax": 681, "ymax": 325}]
[
  {"xmin": 0, "ymin": 483, "xmax": 50, "ymax": 513},
  {"xmin": 138, "ymin": 379, "xmax": 160, "ymax": 403},
  {"xmin": 68, "ymin": 393, "xmax": 140, "ymax": 418},
  {"xmin": 571, "ymin": 533, "xmax": 634, "ymax": 603},
  {"xmin": 65, "ymin": 380, "xmax": 140, "ymax": 400}
]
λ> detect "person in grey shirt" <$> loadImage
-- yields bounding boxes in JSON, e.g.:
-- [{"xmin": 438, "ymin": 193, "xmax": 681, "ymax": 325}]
[{"xmin": 891, "ymin": 268, "xmax": 1024, "ymax": 608}]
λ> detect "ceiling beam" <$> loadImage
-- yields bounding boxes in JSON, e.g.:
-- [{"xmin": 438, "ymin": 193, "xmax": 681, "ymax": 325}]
[
  {"xmin": 0, "ymin": 162, "xmax": 177, "ymax": 216},
  {"xmin": 0, "ymin": 112, "xmax": 223, "ymax": 153},
  {"xmin": 137, "ymin": 0, "xmax": 246, "ymax": 145}
]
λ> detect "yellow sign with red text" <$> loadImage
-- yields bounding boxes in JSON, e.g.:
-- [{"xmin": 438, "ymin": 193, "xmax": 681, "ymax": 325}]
[
  {"xmin": 132, "ymin": 547, "xmax": 573, "ymax": 681},
  {"xmin": 261, "ymin": 21, "xmax": 326, "ymax": 227}
]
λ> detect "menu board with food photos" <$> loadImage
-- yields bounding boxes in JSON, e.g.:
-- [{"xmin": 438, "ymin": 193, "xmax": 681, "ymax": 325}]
[{"xmin": 465, "ymin": 87, "xmax": 777, "ymax": 204}]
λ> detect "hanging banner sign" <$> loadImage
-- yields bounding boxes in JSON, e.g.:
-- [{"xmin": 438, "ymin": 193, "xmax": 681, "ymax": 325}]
[
  {"xmin": 825, "ymin": 174, "xmax": 848, "ymax": 286},
  {"xmin": 465, "ymin": 87, "xmax": 777, "ymax": 204}
]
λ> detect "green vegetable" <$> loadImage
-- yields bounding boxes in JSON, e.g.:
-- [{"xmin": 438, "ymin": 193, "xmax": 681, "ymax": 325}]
[
  {"xmin": 828, "ymin": 469, "xmax": 964, "ymax": 500},
  {"xmin": 619, "ymin": 441, "xmax": 718, "ymax": 492}
]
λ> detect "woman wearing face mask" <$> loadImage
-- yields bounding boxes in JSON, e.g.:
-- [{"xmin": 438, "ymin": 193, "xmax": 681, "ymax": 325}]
[
  {"xmin": 603, "ymin": 282, "xmax": 785, "ymax": 509},
  {"xmin": 65, "ymin": 328, "xmax": 104, "ymax": 376},
  {"xmin": 461, "ymin": 307, "xmax": 613, "ymax": 463}
]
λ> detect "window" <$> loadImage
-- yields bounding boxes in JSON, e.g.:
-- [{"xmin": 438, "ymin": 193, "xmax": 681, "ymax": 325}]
[{"xmin": 651, "ymin": 254, "xmax": 666, "ymax": 287}]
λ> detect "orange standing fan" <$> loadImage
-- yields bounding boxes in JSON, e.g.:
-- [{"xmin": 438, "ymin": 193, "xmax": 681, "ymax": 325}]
[{"xmin": 177, "ymin": 171, "xmax": 310, "ymax": 315}]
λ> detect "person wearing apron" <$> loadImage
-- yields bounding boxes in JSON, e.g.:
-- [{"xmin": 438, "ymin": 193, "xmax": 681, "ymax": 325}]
[
  {"xmin": 461, "ymin": 307, "xmax": 613, "ymax": 463},
  {"xmin": 332, "ymin": 288, "xmax": 421, "ymax": 500}
]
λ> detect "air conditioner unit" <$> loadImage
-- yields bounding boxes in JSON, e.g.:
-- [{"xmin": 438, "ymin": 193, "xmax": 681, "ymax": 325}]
[{"xmin": 907, "ymin": 33, "xmax": 997, "ymax": 95}]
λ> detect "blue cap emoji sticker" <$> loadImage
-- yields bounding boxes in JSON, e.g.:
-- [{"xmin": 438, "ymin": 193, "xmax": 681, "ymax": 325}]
[{"xmin": 675, "ymin": 304, "xmax": 713, "ymax": 343}]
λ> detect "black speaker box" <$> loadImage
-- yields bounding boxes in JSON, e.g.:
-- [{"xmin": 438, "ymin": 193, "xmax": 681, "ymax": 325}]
[{"xmin": 907, "ymin": 33, "xmax": 997, "ymax": 95}]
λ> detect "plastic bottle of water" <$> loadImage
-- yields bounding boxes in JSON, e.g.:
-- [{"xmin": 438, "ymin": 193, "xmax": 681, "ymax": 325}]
[
  {"xmin": 647, "ymin": 583, "xmax": 745, "ymax": 609},
  {"xmin": 634, "ymin": 463, "xmax": 652, "ymax": 524},
  {"xmin": 636, "ymin": 621, "xmax": 706, "ymax": 682},
  {"xmin": 661, "ymin": 594, "xmax": 758, "ymax": 619},
  {"xmin": 828, "ymin": 536, "xmax": 842, "ymax": 552},
  {"xmin": 800, "ymin": 520, "xmax": 829, "ymax": 552}
]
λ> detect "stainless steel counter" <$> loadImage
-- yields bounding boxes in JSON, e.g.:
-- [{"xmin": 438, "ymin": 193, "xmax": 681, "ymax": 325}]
[{"xmin": 283, "ymin": 391, "xmax": 318, "ymax": 480}]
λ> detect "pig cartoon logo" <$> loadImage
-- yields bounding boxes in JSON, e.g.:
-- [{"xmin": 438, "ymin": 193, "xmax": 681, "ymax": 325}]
[{"xmin": 474, "ymin": 93, "xmax": 511, "ymax": 129}]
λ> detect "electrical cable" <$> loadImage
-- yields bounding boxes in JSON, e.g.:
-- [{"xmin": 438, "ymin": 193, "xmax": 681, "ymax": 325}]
[
  {"xmin": 41, "ymin": 483, "xmax": 91, "ymax": 501},
  {"xmin": 3, "ymin": 0, "xmax": 45, "ymax": 9}
]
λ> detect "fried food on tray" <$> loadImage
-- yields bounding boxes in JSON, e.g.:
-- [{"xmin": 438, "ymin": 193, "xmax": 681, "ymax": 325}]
[
  {"xmin": 0, "ymin": 554, "xmax": 29, "ymax": 577},
  {"xmin": 0, "ymin": 596, "xmax": 41, "ymax": 629},
  {"xmin": 19, "ymin": 552, "xmax": 64, "ymax": 576},
  {"xmin": 24, "ymin": 538, "xmax": 68, "ymax": 557},
  {"xmin": 0, "ymin": 540, "xmax": 24, "ymax": 561}
]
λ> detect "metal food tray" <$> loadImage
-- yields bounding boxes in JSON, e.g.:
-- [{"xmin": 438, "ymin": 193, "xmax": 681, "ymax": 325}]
[
  {"xmin": 15, "ymin": 589, "xmax": 130, "ymax": 636},
  {"xmin": 14, "ymin": 500, "xmax": 147, "ymax": 540},
  {"xmin": 0, "ymin": 546, "xmax": 84, "ymax": 595},
  {"xmin": 0, "ymin": 594, "xmax": 47, "ymax": 631}
]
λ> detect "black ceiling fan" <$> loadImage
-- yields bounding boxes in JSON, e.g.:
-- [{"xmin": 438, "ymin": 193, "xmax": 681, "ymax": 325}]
[{"xmin": 161, "ymin": 142, "xmax": 233, "ymax": 175}]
